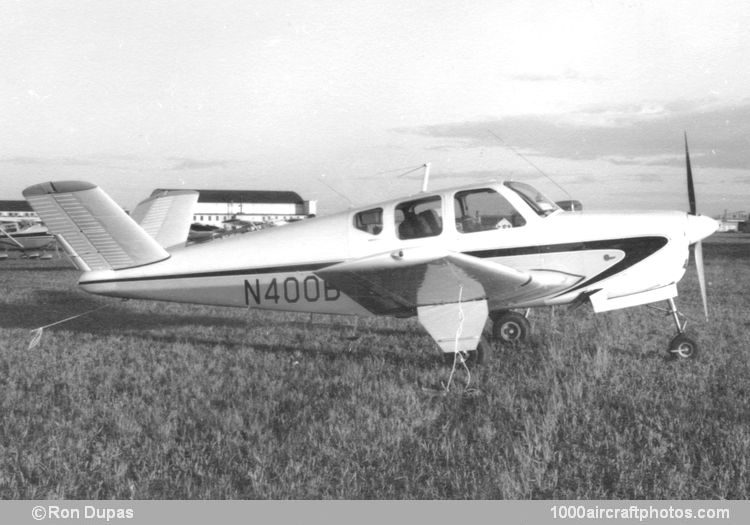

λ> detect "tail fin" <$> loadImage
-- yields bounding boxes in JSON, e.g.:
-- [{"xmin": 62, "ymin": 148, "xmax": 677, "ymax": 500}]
[
  {"xmin": 23, "ymin": 181, "xmax": 169, "ymax": 271},
  {"xmin": 130, "ymin": 189, "xmax": 199, "ymax": 250}
]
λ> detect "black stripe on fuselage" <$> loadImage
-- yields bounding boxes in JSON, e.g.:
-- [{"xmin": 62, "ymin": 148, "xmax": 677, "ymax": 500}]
[
  {"xmin": 79, "ymin": 262, "xmax": 340, "ymax": 285},
  {"xmin": 466, "ymin": 236, "xmax": 669, "ymax": 294},
  {"xmin": 79, "ymin": 236, "xmax": 669, "ymax": 289}
]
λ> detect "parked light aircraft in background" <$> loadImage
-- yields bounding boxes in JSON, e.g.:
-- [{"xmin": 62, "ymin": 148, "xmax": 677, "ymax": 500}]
[
  {"xmin": 0, "ymin": 219, "xmax": 55, "ymax": 260},
  {"xmin": 187, "ymin": 215, "xmax": 289, "ymax": 244},
  {"xmin": 22, "ymin": 139, "xmax": 717, "ymax": 361}
]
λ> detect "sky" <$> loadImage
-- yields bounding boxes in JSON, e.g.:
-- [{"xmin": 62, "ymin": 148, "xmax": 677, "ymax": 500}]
[{"xmin": 1, "ymin": 0, "xmax": 749, "ymax": 216}]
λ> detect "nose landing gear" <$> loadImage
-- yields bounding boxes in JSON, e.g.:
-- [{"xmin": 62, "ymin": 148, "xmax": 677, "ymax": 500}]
[{"xmin": 665, "ymin": 298, "xmax": 698, "ymax": 359}]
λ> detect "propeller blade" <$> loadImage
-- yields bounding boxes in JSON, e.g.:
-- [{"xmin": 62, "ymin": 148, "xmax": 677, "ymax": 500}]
[
  {"xmin": 695, "ymin": 240, "xmax": 708, "ymax": 320},
  {"xmin": 684, "ymin": 131, "xmax": 696, "ymax": 215},
  {"xmin": 684, "ymin": 133, "xmax": 711, "ymax": 320}
]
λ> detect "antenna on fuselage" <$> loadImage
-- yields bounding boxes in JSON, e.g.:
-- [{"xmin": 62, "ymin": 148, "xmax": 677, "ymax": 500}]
[
  {"xmin": 395, "ymin": 163, "xmax": 431, "ymax": 192},
  {"xmin": 421, "ymin": 163, "xmax": 431, "ymax": 192},
  {"xmin": 487, "ymin": 129, "xmax": 572, "ymax": 200}
]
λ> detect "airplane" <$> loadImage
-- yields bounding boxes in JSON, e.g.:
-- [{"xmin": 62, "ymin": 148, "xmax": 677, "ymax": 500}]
[
  {"xmin": 22, "ymin": 138, "xmax": 717, "ymax": 362},
  {"xmin": 188, "ymin": 223, "xmax": 223, "ymax": 243},
  {"xmin": 0, "ymin": 219, "xmax": 56, "ymax": 259},
  {"xmin": 223, "ymin": 214, "xmax": 293, "ymax": 230},
  {"xmin": 186, "ymin": 215, "xmax": 281, "ymax": 244}
]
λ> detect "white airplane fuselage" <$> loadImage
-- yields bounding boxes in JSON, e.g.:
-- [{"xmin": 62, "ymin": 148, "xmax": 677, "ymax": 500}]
[
  {"xmin": 77, "ymin": 181, "xmax": 716, "ymax": 317},
  {"xmin": 0, "ymin": 222, "xmax": 55, "ymax": 252}
]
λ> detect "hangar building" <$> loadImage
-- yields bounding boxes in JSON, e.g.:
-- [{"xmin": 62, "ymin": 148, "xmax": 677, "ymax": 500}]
[
  {"xmin": 0, "ymin": 200, "xmax": 39, "ymax": 221},
  {"xmin": 150, "ymin": 189, "xmax": 317, "ymax": 228}
]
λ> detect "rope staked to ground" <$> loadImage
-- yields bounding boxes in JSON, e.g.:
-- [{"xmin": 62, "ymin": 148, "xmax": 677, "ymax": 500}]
[
  {"xmin": 28, "ymin": 303, "xmax": 114, "ymax": 349},
  {"xmin": 443, "ymin": 284, "xmax": 471, "ymax": 393}
]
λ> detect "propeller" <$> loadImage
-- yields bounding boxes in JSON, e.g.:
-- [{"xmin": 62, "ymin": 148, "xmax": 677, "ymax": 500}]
[
  {"xmin": 684, "ymin": 132, "xmax": 709, "ymax": 320},
  {"xmin": 685, "ymin": 132, "xmax": 696, "ymax": 215}
]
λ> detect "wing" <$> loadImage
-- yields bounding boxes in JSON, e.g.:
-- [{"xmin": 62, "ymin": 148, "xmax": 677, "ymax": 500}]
[{"xmin": 315, "ymin": 246, "xmax": 582, "ymax": 316}]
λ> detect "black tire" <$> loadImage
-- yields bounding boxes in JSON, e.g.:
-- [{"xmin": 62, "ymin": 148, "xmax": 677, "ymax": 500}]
[
  {"xmin": 472, "ymin": 337, "xmax": 488, "ymax": 365},
  {"xmin": 491, "ymin": 311, "xmax": 530, "ymax": 345},
  {"xmin": 668, "ymin": 334, "xmax": 699, "ymax": 359}
]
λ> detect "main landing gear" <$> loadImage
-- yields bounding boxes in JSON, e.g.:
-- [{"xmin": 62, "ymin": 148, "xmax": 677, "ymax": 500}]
[
  {"xmin": 440, "ymin": 310, "xmax": 530, "ymax": 367},
  {"xmin": 490, "ymin": 310, "xmax": 531, "ymax": 345},
  {"xmin": 664, "ymin": 298, "xmax": 699, "ymax": 359}
]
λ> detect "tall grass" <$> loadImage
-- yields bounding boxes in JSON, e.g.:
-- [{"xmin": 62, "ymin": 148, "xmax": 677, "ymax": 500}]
[{"xmin": 1, "ymin": 236, "xmax": 749, "ymax": 499}]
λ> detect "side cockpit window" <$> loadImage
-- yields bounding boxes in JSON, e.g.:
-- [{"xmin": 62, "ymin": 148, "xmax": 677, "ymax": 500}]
[
  {"xmin": 454, "ymin": 188, "xmax": 526, "ymax": 233},
  {"xmin": 395, "ymin": 196, "xmax": 442, "ymax": 239},
  {"xmin": 354, "ymin": 207, "xmax": 383, "ymax": 235}
]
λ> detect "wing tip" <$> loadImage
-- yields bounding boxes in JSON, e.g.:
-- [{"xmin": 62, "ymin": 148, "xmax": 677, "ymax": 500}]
[{"xmin": 23, "ymin": 180, "xmax": 97, "ymax": 198}]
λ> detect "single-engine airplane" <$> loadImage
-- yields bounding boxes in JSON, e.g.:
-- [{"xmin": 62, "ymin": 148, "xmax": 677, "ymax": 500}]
[
  {"xmin": 22, "ymin": 137, "xmax": 717, "ymax": 361},
  {"xmin": 0, "ymin": 219, "xmax": 56, "ymax": 259}
]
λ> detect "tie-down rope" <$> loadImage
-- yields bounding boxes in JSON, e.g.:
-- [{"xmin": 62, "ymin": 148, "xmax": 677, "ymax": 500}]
[
  {"xmin": 442, "ymin": 283, "xmax": 471, "ymax": 393},
  {"xmin": 28, "ymin": 303, "xmax": 113, "ymax": 349}
]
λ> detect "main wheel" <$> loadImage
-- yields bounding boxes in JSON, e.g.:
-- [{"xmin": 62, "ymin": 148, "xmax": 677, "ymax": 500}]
[
  {"xmin": 491, "ymin": 311, "xmax": 530, "ymax": 345},
  {"xmin": 668, "ymin": 334, "xmax": 699, "ymax": 359}
]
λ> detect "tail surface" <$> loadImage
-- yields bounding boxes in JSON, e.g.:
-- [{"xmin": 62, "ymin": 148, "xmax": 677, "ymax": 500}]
[
  {"xmin": 130, "ymin": 189, "xmax": 199, "ymax": 250},
  {"xmin": 23, "ymin": 181, "xmax": 169, "ymax": 271}
]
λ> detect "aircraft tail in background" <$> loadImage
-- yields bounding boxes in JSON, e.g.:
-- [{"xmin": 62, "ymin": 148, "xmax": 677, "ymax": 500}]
[{"xmin": 130, "ymin": 189, "xmax": 199, "ymax": 251}]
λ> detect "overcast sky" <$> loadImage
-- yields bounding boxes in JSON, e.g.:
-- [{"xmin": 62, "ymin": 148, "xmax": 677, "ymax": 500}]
[{"xmin": 2, "ymin": 0, "xmax": 749, "ymax": 216}]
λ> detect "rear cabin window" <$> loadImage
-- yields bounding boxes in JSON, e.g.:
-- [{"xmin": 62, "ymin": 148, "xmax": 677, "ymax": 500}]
[
  {"xmin": 395, "ymin": 196, "xmax": 443, "ymax": 239},
  {"xmin": 354, "ymin": 207, "xmax": 383, "ymax": 235},
  {"xmin": 454, "ymin": 188, "xmax": 526, "ymax": 233}
]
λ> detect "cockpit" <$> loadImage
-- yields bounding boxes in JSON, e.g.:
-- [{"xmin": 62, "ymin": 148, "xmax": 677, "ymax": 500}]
[{"xmin": 351, "ymin": 181, "xmax": 559, "ymax": 240}]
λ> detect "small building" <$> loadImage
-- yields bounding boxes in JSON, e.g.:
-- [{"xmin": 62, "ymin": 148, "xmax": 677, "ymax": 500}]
[
  {"xmin": 150, "ymin": 189, "xmax": 317, "ymax": 229},
  {"xmin": 717, "ymin": 221, "xmax": 739, "ymax": 233},
  {"xmin": 716, "ymin": 210, "xmax": 748, "ymax": 233}
]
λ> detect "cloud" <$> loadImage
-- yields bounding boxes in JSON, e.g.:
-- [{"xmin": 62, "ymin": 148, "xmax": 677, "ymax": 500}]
[
  {"xmin": 412, "ymin": 169, "xmax": 508, "ymax": 181},
  {"xmin": 508, "ymin": 69, "xmax": 603, "ymax": 83},
  {"xmin": 0, "ymin": 156, "xmax": 94, "ymax": 166},
  {"xmin": 169, "ymin": 158, "xmax": 229, "ymax": 170},
  {"xmin": 396, "ymin": 99, "xmax": 750, "ymax": 169}
]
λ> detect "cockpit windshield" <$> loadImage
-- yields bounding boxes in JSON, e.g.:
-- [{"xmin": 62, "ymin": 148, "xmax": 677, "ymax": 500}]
[{"xmin": 503, "ymin": 181, "xmax": 560, "ymax": 217}]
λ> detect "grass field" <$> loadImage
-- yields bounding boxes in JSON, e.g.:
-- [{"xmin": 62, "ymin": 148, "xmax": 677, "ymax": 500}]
[{"xmin": 1, "ymin": 234, "xmax": 749, "ymax": 499}]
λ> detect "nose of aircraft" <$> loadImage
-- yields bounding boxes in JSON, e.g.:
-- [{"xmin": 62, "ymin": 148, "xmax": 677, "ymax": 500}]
[{"xmin": 686, "ymin": 214, "xmax": 719, "ymax": 244}]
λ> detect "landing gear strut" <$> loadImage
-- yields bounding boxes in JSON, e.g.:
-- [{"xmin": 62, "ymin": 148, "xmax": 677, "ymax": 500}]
[
  {"xmin": 665, "ymin": 298, "xmax": 698, "ymax": 359},
  {"xmin": 490, "ymin": 310, "xmax": 530, "ymax": 345}
]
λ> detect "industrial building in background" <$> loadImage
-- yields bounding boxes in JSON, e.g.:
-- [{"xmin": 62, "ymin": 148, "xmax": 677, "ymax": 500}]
[
  {"xmin": 716, "ymin": 210, "xmax": 749, "ymax": 233},
  {"xmin": 149, "ymin": 188, "xmax": 317, "ymax": 241},
  {"xmin": 0, "ymin": 200, "xmax": 40, "ymax": 222}
]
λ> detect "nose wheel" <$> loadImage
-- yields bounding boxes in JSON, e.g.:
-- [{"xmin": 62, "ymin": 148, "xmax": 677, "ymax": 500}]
[
  {"xmin": 668, "ymin": 333, "xmax": 698, "ymax": 359},
  {"xmin": 664, "ymin": 298, "xmax": 699, "ymax": 359}
]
